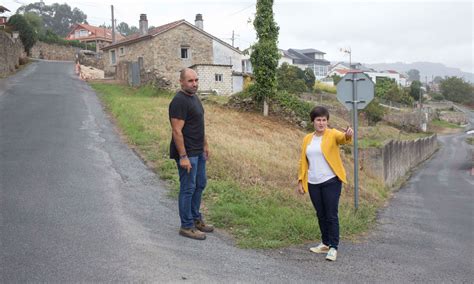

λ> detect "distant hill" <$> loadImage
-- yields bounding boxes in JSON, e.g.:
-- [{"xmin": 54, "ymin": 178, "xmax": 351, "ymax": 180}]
[{"xmin": 363, "ymin": 62, "xmax": 474, "ymax": 83}]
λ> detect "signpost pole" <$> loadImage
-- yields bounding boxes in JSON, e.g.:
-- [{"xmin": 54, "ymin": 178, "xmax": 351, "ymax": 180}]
[
  {"xmin": 337, "ymin": 72, "xmax": 374, "ymax": 211},
  {"xmin": 352, "ymin": 73, "xmax": 359, "ymax": 210}
]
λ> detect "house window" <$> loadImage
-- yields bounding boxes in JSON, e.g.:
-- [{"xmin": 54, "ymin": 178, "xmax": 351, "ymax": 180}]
[
  {"xmin": 215, "ymin": 74, "xmax": 223, "ymax": 82},
  {"xmin": 119, "ymin": 47, "xmax": 124, "ymax": 55},
  {"xmin": 181, "ymin": 48, "xmax": 189, "ymax": 59},
  {"xmin": 110, "ymin": 50, "xmax": 116, "ymax": 65},
  {"xmin": 79, "ymin": 29, "xmax": 88, "ymax": 37}
]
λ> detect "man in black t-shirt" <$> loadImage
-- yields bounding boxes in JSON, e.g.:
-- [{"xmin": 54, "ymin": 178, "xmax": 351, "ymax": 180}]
[{"xmin": 169, "ymin": 68, "xmax": 214, "ymax": 240}]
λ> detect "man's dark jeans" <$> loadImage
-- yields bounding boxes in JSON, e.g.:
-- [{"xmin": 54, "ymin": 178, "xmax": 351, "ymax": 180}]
[
  {"xmin": 176, "ymin": 153, "xmax": 207, "ymax": 229},
  {"xmin": 308, "ymin": 177, "xmax": 342, "ymax": 249}
]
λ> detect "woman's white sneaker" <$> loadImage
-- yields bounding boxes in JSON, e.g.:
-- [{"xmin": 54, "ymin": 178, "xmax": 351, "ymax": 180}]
[
  {"xmin": 309, "ymin": 243, "xmax": 330, "ymax": 254},
  {"xmin": 325, "ymin": 247, "xmax": 337, "ymax": 261}
]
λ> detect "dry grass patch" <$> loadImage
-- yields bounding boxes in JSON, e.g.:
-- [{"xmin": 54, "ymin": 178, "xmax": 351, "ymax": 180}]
[{"xmin": 205, "ymin": 105, "xmax": 303, "ymax": 190}]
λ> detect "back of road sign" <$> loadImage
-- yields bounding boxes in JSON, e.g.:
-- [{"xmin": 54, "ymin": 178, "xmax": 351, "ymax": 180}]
[{"xmin": 336, "ymin": 72, "xmax": 375, "ymax": 110}]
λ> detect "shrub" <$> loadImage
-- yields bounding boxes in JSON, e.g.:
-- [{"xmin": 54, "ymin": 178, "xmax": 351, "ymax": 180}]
[
  {"xmin": 273, "ymin": 90, "xmax": 314, "ymax": 122},
  {"xmin": 314, "ymin": 81, "xmax": 336, "ymax": 94},
  {"xmin": 39, "ymin": 29, "xmax": 96, "ymax": 51},
  {"xmin": 363, "ymin": 99, "xmax": 385, "ymax": 126},
  {"xmin": 431, "ymin": 93, "xmax": 444, "ymax": 101}
]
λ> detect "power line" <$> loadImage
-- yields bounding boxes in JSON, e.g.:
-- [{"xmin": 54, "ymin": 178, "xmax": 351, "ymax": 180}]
[{"xmin": 227, "ymin": 3, "xmax": 254, "ymax": 17}]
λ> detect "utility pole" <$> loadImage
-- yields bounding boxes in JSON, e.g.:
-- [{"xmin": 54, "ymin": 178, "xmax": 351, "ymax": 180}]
[
  {"xmin": 111, "ymin": 5, "xmax": 116, "ymax": 43},
  {"xmin": 231, "ymin": 30, "xmax": 234, "ymax": 47}
]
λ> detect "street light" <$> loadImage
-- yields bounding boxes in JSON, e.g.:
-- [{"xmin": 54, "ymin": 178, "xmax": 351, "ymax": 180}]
[{"xmin": 340, "ymin": 47, "xmax": 352, "ymax": 70}]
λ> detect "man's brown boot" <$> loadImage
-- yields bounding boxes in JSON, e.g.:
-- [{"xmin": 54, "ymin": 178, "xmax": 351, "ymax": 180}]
[
  {"xmin": 179, "ymin": 227, "xmax": 206, "ymax": 240},
  {"xmin": 194, "ymin": 219, "xmax": 214, "ymax": 233}
]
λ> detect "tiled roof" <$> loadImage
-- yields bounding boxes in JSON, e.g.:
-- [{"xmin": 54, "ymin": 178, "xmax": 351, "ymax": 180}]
[
  {"xmin": 67, "ymin": 23, "xmax": 124, "ymax": 42},
  {"xmin": 104, "ymin": 19, "xmax": 185, "ymax": 49},
  {"xmin": 102, "ymin": 19, "xmax": 241, "ymax": 54},
  {"xmin": 333, "ymin": 69, "xmax": 349, "ymax": 75}
]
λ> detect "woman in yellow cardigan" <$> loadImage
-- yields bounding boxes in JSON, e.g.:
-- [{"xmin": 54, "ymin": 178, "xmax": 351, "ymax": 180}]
[{"xmin": 297, "ymin": 106, "xmax": 353, "ymax": 261}]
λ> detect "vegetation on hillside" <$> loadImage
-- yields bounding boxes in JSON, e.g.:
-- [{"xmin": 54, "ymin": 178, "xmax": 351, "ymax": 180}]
[
  {"xmin": 439, "ymin": 77, "xmax": 474, "ymax": 106},
  {"xmin": 16, "ymin": 2, "xmax": 88, "ymax": 37}
]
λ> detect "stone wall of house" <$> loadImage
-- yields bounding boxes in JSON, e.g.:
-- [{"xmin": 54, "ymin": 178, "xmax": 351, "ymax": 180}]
[
  {"xmin": 192, "ymin": 65, "xmax": 232, "ymax": 95},
  {"xmin": 0, "ymin": 31, "xmax": 25, "ymax": 77},
  {"xmin": 77, "ymin": 51, "xmax": 104, "ymax": 70},
  {"xmin": 30, "ymin": 41, "xmax": 79, "ymax": 61},
  {"xmin": 359, "ymin": 135, "xmax": 438, "ymax": 187},
  {"xmin": 103, "ymin": 23, "xmax": 214, "ymax": 90}
]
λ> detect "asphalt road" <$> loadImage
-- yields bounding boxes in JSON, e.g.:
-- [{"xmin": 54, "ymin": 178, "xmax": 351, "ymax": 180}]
[{"xmin": 1, "ymin": 61, "xmax": 472, "ymax": 282}]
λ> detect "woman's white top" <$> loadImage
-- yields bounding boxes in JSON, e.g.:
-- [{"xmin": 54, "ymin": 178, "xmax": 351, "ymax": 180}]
[{"xmin": 306, "ymin": 134, "xmax": 336, "ymax": 184}]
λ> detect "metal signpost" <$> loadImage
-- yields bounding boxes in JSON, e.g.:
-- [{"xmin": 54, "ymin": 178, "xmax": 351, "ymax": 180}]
[{"xmin": 336, "ymin": 72, "xmax": 374, "ymax": 209}]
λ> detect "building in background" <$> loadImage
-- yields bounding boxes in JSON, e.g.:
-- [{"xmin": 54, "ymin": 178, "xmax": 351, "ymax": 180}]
[
  {"xmin": 66, "ymin": 23, "xmax": 124, "ymax": 52},
  {"xmin": 101, "ymin": 14, "xmax": 243, "ymax": 95}
]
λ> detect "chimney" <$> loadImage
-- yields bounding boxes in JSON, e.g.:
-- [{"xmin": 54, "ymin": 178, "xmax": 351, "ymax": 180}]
[
  {"xmin": 195, "ymin": 14, "xmax": 203, "ymax": 30},
  {"xmin": 139, "ymin": 14, "xmax": 148, "ymax": 36}
]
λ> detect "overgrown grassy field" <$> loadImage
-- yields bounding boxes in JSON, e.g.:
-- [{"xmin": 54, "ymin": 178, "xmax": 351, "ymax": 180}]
[
  {"xmin": 431, "ymin": 119, "xmax": 463, "ymax": 129},
  {"xmin": 91, "ymin": 83, "xmax": 387, "ymax": 248}
]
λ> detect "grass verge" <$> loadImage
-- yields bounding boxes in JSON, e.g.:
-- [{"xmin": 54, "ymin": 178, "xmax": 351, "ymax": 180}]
[
  {"xmin": 91, "ymin": 82, "xmax": 385, "ymax": 249},
  {"xmin": 431, "ymin": 119, "xmax": 463, "ymax": 129}
]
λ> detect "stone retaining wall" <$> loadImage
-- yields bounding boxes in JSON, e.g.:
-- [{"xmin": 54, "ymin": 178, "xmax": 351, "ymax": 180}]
[
  {"xmin": 30, "ymin": 41, "xmax": 79, "ymax": 61},
  {"xmin": 0, "ymin": 31, "xmax": 25, "ymax": 77}
]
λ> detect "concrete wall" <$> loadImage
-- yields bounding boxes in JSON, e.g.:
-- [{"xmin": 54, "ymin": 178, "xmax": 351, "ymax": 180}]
[
  {"xmin": 0, "ymin": 31, "xmax": 24, "ymax": 77},
  {"xmin": 212, "ymin": 40, "xmax": 242, "ymax": 72},
  {"xmin": 359, "ymin": 135, "xmax": 438, "ymax": 186},
  {"xmin": 192, "ymin": 64, "xmax": 232, "ymax": 95},
  {"xmin": 30, "ymin": 41, "xmax": 79, "ymax": 61}
]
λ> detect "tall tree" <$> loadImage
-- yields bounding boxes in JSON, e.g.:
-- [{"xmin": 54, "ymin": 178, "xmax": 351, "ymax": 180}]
[
  {"xmin": 250, "ymin": 0, "xmax": 280, "ymax": 116},
  {"xmin": 433, "ymin": 76, "xmax": 443, "ymax": 84},
  {"xmin": 440, "ymin": 76, "xmax": 474, "ymax": 105},
  {"xmin": 407, "ymin": 69, "xmax": 420, "ymax": 82},
  {"xmin": 409, "ymin": 80, "xmax": 422, "ymax": 101},
  {"xmin": 24, "ymin": 12, "xmax": 44, "ymax": 35},
  {"xmin": 8, "ymin": 14, "xmax": 38, "ymax": 55},
  {"xmin": 17, "ymin": 2, "xmax": 87, "ymax": 37},
  {"xmin": 116, "ymin": 22, "xmax": 130, "ymax": 36}
]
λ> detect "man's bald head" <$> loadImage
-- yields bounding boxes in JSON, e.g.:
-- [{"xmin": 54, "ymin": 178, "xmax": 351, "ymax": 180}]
[
  {"xmin": 179, "ymin": 68, "xmax": 199, "ymax": 95},
  {"xmin": 180, "ymin": 68, "xmax": 197, "ymax": 80}
]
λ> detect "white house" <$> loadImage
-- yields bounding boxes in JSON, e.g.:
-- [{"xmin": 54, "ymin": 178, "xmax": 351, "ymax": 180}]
[{"xmin": 241, "ymin": 47, "xmax": 331, "ymax": 80}]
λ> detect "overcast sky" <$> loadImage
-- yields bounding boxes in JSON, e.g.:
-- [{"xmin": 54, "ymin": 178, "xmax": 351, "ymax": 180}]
[{"xmin": 3, "ymin": 0, "xmax": 473, "ymax": 72}]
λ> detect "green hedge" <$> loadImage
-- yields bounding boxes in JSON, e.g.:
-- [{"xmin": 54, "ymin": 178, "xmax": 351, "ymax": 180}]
[{"xmin": 39, "ymin": 30, "xmax": 96, "ymax": 51}]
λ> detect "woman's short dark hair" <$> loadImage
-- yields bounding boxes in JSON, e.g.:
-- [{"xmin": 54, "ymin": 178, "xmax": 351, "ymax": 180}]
[{"xmin": 310, "ymin": 106, "xmax": 330, "ymax": 122}]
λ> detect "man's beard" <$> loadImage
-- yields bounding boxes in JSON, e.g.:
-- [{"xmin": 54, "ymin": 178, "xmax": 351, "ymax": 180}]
[{"xmin": 183, "ymin": 86, "xmax": 198, "ymax": 94}]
